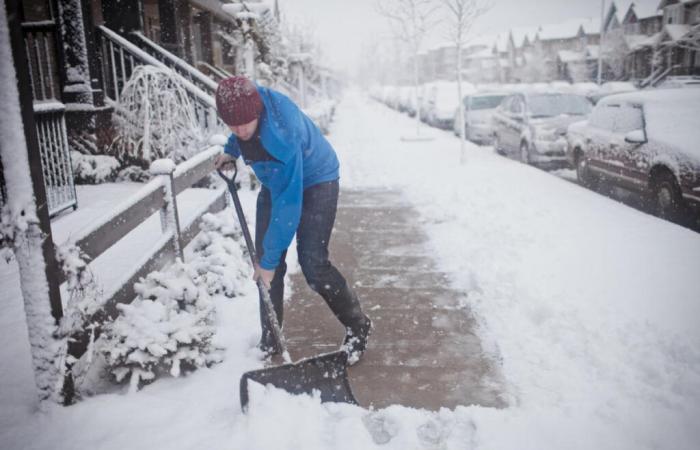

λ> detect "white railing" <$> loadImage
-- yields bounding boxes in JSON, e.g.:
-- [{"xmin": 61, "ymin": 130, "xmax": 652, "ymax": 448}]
[
  {"xmin": 130, "ymin": 31, "xmax": 219, "ymax": 94},
  {"xmin": 96, "ymin": 25, "xmax": 222, "ymax": 132}
]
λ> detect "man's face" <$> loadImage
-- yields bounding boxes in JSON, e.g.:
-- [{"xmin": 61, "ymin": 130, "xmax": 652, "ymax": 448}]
[{"xmin": 229, "ymin": 118, "xmax": 258, "ymax": 141}]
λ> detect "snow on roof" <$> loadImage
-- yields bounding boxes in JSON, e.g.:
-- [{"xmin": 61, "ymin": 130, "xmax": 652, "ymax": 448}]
[
  {"xmin": 664, "ymin": 24, "xmax": 691, "ymax": 41},
  {"xmin": 558, "ymin": 50, "xmax": 585, "ymax": 62},
  {"xmin": 469, "ymin": 46, "xmax": 495, "ymax": 59},
  {"xmin": 509, "ymin": 25, "xmax": 540, "ymax": 47},
  {"xmin": 623, "ymin": 31, "xmax": 663, "ymax": 50},
  {"xmin": 600, "ymin": 88, "xmax": 700, "ymax": 160},
  {"xmin": 612, "ymin": 0, "xmax": 662, "ymax": 23},
  {"xmin": 537, "ymin": 19, "xmax": 578, "ymax": 40},
  {"xmin": 586, "ymin": 45, "xmax": 600, "ymax": 58},
  {"xmin": 222, "ymin": 1, "xmax": 272, "ymax": 18},
  {"xmin": 492, "ymin": 33, "xmax": 509, "ymax": 53}
]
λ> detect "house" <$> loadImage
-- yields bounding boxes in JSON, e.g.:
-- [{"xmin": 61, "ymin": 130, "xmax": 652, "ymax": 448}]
[{"xmin": 655, "ymin": 0, "xmax": 700, "ymax": 78}]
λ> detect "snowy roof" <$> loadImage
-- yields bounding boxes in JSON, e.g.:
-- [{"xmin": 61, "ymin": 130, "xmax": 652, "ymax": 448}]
[
  {"xmin": 586, "ymin": 45, "xmax": 600, "ymax": 58},
  {"xmin": 492, "ymin": 33, "xmax": 509, "ymax": 53},
  {"xmin": 599, "ymin": 88, "xmax": 700, "ymax": 161},
  {"xmin": 222, "ymin": 1, "xmax": 273, "ymax": 19},
  {"xmin": 468, "ymin": 46, "xmax": 495, "ymax": 59},
  {"xmin": 611, "ymin": 0, "xmax": 662, "ymax": 23},
  {"xmin": 558, "ymin": 50, "xmax": 585, "ymax": 63},
  {"xmin": 624, "ymin": 31, "xmax": 663, "ymax": 49},
  {"xmin": 509, "ymin": 26, "xmax": 540, "ymax": 48},
  {"xmin": 537, "ymin": 19, "xmax": 579, "ymax": 40},
  {"xmin": 664, "ymin": 24, "xmax": 691, "ymax": 41}
]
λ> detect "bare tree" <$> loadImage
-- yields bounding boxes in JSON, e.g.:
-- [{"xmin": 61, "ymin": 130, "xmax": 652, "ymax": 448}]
[
  {"xmin": 378, "ymin": 0, "xmax": 440, "ymax": 136},
  {"xmin": 441, "ymin": 0, "xmax": 489, "ymax": 163}
]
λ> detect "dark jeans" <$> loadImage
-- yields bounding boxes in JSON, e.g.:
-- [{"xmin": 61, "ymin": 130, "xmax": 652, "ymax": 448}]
[{"xmin": 255, "ymin": 180, "xmax": 367, "ymax": 346}]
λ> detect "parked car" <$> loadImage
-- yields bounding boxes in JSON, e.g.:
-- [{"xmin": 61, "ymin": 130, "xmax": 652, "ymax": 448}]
[
  {"xmin": 566, "ymin": 88, "xmax": 700, "ymax": 221},
  {"xmin": 397, "ymin": 86, "xmax": 417, "ymax": 116},
  {"xmin": 452, "ymin": 92, "xmax": 508, "ymax": 144},
  {"xmin": 424, "ymin": 81, "xmax": 475, "ymax": 129},
  {"xmin": 492, "ymin": 92, "xmax": 592, "ymax": 169},
  {"xmin": 589, "ymin": 81, "xmax": 637, "ymax": 104}
]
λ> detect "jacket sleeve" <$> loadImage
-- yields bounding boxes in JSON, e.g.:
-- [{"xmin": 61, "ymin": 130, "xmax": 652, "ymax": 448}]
[
  {"xmin": 223, "ymin": 134, "xmax": 241, "ymax": 159},
  {"xmin": 259, "ymin": 94, "xmax": 307, "ymax": 270},
  {"xmin": 259, "ymin": 151, "xmax": 303, "ymax": 270}
]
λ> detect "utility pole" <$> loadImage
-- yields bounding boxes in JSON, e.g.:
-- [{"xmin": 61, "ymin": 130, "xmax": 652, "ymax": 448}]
[{"xmin": 597, "ymin": 0, "xmax": 605, "ymax": 85}]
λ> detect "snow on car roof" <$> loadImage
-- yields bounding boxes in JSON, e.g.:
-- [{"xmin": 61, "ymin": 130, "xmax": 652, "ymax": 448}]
[{"xmin": 600, "ymin": 88, "xmax": 700, "ymax": 159}]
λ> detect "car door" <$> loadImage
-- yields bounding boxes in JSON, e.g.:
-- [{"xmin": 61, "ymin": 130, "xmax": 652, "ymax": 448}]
[
  {"xmin": 501, "ymin": 95, "xmax": 523, "ymax": 157},
  {"xmin": 585, "ymin": 104, "xmax": 618, "ymax": 179},
  {"xmin": 492, "ymin": 96, "xmax": 512, "ymax": 149},
  {"xmin": 610, "ymin": 103, "xmax": 649, "ymax": 191}
]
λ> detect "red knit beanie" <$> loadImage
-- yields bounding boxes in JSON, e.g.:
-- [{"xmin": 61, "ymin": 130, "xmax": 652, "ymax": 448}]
[{"xmin": 215, "ymin": 76, "xmax": 264, "ymax": 126}]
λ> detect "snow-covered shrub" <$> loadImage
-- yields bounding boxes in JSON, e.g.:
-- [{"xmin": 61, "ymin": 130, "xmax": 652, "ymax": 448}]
[
  {"xmin": 71, "ymin": 151, "xmax": 120, "ymax": 184},
  {"xmin": 189, "ymin": 212, "xmax": 248, "ymax": 298},
  {"xmin": 116, "ymin": 165, "xmax": 151, "ymax": 183},
  {"xmin": 55, "ymin": 244, "xmax": 102, "ymax": 336},
  {"xmin": 111, "ymin": 65, "xmax": 206, "ymax": 165},
  {"xmin": 100, "ymin": 261, "xmax": 222, "ymax": 391}
]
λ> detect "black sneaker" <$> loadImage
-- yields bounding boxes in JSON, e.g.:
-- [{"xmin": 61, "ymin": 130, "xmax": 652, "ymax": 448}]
[{"xmin": 341, "ymin": 316, "xmax": 372, "ymax": 366}]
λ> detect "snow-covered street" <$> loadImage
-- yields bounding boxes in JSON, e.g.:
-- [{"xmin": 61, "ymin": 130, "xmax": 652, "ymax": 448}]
[{"xmin": 2, "ymin": 91, "xmax": 700, "ymax": 449}]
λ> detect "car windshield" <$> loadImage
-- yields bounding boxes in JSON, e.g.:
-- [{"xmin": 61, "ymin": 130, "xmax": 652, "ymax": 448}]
[
  {"xmin": 468, "ymin": 95, "xmax": 506, "ymax": 110},
  {"xmin": 528, "ymin": 94, "xmax": 591, "ymax": 118}
]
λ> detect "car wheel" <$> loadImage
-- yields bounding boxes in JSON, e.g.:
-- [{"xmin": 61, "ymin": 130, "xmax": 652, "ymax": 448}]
[
  {"xmin": 493, "ymin": 134, "xmax": 503, "ymax": 154},
  {"xmin": 651, "ymin": 170, "xmax": 686, "ymax": 223},
  {"xmin": 575, "ymin": 151, "xmax": 597, "ymax": 189},
  {"xmin": 520, "ymin": 142, "xmax": 531, "ymax": 164}
]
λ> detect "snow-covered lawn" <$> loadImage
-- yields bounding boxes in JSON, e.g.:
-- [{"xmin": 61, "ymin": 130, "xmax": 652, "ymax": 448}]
[{"xmin": 1, "ymin": 92, "xmax": 700, "ymax": 449}]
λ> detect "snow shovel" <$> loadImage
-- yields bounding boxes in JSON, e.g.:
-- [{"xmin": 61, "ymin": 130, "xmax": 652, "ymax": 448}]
[{"xmin": 217, "ymin": 167, "xmax": 358, "ymax": 412}]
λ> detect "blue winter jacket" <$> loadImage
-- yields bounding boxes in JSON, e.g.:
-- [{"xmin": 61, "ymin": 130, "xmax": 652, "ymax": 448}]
[{"xmin": 223, "ymin": 86, "xmax": 339, "ymax": 270}]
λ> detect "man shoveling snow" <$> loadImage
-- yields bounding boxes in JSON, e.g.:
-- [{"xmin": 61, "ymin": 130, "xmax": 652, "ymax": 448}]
[{"xmin": 213, "ymin": 76, "xmax": 372, "ymax": 365}]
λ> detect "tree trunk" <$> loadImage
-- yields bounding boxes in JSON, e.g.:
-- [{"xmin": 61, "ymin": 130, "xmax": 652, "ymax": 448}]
[{"xmin": 457, "ymin": 43, "xmax": 466, "ymax": 164}]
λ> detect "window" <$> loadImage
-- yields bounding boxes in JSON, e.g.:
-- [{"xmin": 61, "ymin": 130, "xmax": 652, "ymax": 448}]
[
  {"xmin": 469, "ymin": 95, "xmax": 507, "ymax": 110},
  {"xmin": 510, "ymin": 98, "xmax": 524, "ymax": 115},
  {"xmin": 613, "ymin": 105, "xmax": 644, "ymax": 133},
  {"xmin": 528, "ymin": 94, "xmax": 592, "ymax": 118},
  {"xmin": 588, "ymin": 105, "xmax": 618, "ymax": 131}
]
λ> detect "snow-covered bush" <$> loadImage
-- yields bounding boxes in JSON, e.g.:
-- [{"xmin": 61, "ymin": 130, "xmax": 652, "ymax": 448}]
[
  {"xmin": 98, "ymin": 210, "xmax": 247, "ymax": 391},
  {"xmin": 71, "ymin": 151, "xmax": 120, "ymax": 184},
  {"xmin": 111, "ymin": 65, "xmax": 206, "ymax": 165},
  {"xmin": 100, "ymin": 261, "xmax": 221, "ymax": 391},
  {"xmin": 189, "ymin": 212, "xmax": 248, "ymax": 298},
  {"xmin": 116, "ymin": 165, "xmax": 152, "ymax": 183}
]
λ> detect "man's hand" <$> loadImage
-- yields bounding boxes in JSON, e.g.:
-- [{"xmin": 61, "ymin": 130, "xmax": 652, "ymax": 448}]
[
  {"xmin": 254, "ymin": 263, "xmax": 275, "ymax": 290},
  {"xmin": 214, "ymin": 153, "xmax": 236, "ymax": 171}
]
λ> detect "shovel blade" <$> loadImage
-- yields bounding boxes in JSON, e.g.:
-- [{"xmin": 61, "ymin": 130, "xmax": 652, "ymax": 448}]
[{"xmin": 240, "ymin": 350, "xmax": 358, "ymax": 411}]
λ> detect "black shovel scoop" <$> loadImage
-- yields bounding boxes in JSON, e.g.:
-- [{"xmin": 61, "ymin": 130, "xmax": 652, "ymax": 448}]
[{"xmin": 217, "ymin": 166, "xmax": 358, "ymax": 411}]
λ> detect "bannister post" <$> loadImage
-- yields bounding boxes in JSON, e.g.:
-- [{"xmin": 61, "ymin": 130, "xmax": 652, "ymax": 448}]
[{"xmin": 150, "ymin": 159, "xmax": 184, "ymax": 261}]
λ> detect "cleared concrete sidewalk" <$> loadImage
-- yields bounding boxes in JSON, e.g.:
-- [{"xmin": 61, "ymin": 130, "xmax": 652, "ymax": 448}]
[{"xmin": 284, "ymin": 188, "xmax": 506, "ymax": 410}]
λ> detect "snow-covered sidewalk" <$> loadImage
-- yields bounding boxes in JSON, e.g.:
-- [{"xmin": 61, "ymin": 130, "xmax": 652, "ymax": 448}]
[{"xmin": 1, "ymin": 91, "xmax": 700, "ymax": 450}]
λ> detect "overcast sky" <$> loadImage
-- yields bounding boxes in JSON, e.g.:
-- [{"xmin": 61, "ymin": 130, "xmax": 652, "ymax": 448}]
[{"xmin": 280, "ymin": 0, "xmax": 660, "ymax": 72}]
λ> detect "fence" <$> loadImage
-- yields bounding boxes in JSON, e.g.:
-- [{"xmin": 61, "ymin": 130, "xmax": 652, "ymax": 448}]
[{"xmin": 64, "ymin": 147, "xmax": 227, "ymax": 357}]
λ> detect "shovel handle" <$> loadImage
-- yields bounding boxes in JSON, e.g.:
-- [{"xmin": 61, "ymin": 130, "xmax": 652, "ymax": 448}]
[{"xmin": 217, "ymin": 167, "xmax": 290, "ymax": 362}]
